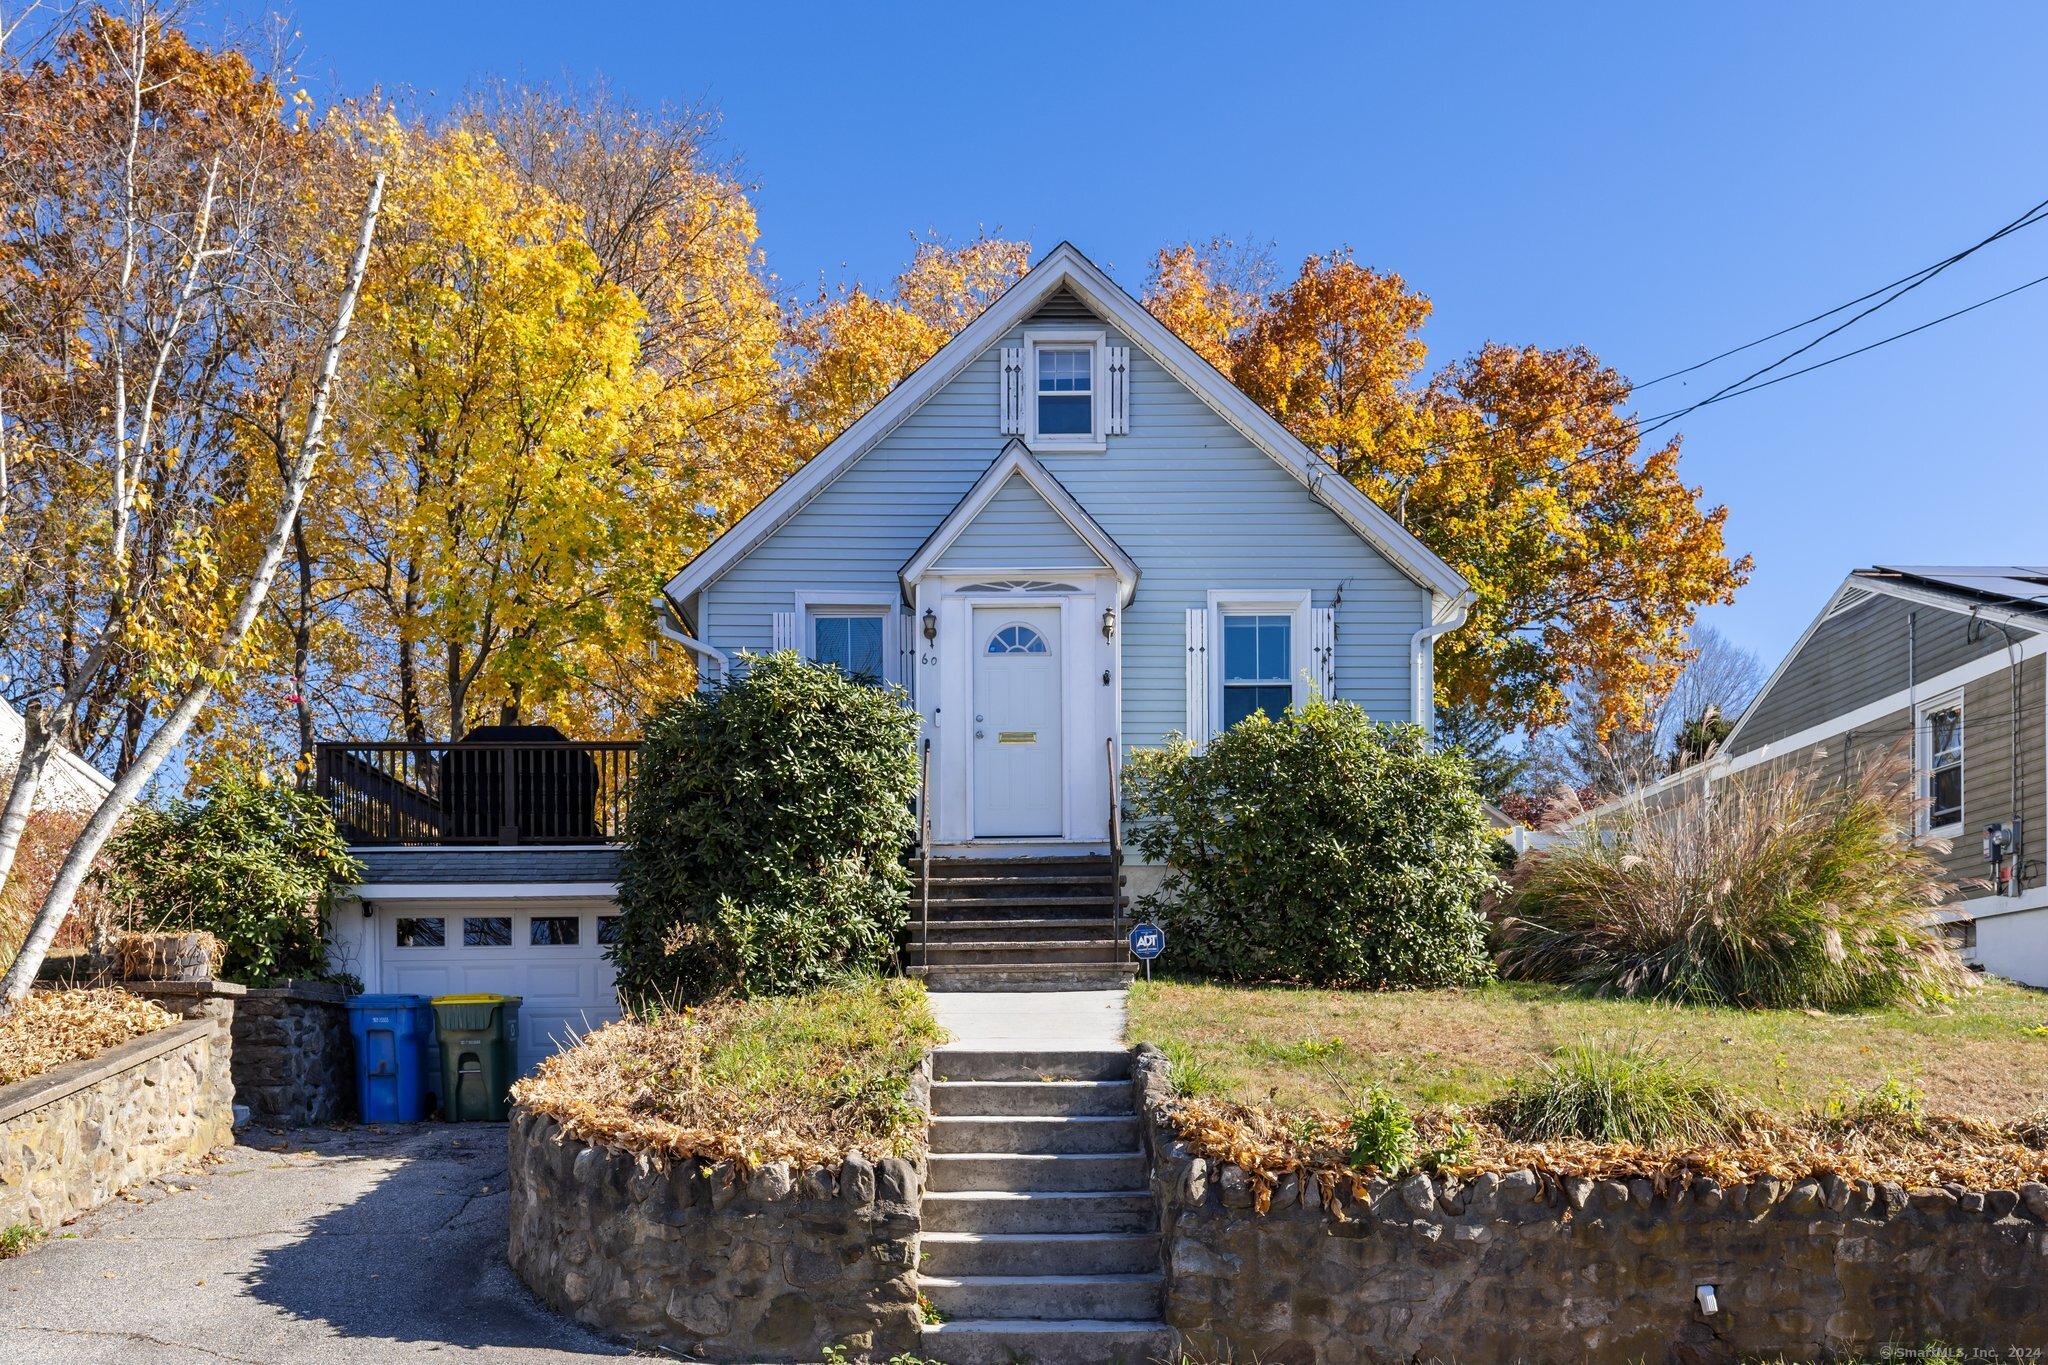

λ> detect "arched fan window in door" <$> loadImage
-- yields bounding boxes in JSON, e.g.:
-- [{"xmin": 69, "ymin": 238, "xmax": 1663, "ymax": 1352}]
[{"xmin": 985, "ymin": 624, "xmax": 1050, "ymax": 655}]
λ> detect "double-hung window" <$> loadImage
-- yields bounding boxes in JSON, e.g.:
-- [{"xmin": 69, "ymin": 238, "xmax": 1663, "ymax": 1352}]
[
  {"xmin": 1920, "ymin": 696, "xmax": 1963, "ymax": 833},
  {"xmin": 1221, "ymin": 613, "xmax": 1295, "ymax": 727},
  {"xmin": 812, "ymin": 611, "xmax": 887, "ymax": 683},
  {"xmin": 1036, "ymin": 346, "xmax": 1093, "ymax": 437}
]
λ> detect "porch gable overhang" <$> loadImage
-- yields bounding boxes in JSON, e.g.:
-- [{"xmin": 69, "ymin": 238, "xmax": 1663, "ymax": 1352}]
[{"xmin": 898, "ymin": 439, "xmax": 1140, "ymax": 606}]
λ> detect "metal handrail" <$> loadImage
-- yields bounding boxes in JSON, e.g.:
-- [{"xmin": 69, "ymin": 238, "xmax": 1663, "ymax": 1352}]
[
  {"xmin": 918, "ymin": 737, "xmax": 933, "ymax": 972},
  {"xmin": 1106, "ymin": 736, "xmax": 1123, "ymax": 942}
]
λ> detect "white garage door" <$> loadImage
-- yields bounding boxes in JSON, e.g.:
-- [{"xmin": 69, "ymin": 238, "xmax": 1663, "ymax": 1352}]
[{"xmin": 376, "ymin": 902, "xmax": 623, "ymax": 1075}]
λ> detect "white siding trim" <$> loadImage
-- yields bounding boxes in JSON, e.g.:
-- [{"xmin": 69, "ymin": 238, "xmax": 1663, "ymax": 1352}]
[
  {"xmin": 1105, "ymin": 344, "xmax": 1131, "ymax": 436},
  {"xmin": 771, "ymin": 610, "xmax": 799, "ymax": 653},
  {"xmin": 1000, "ymin": 345, "xmax": 1025, "ymax": 435}
]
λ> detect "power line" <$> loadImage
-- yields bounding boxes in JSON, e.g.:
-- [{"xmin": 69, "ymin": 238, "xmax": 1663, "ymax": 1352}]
[{"xmin": 1634, "ymin": 198, "xmax": 2048, "ymax": 390}]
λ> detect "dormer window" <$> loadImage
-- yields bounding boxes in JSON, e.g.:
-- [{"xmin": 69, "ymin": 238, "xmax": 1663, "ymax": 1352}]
[
  {"xmin": 1000, "ymin": 328, "xmax": 1128, "ymax": 448},
  {"xmin": 1036, "ymin": 346, "xmax": 1093, "ymax": 436}
]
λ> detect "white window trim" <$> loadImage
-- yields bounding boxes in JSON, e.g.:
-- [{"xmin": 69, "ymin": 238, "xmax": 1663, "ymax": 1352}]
[
  {"xmin": 794, "ymin": 591, "xmax": 901, "ymax": 686},
  {"xmin": 1023, "ymin": 326, "xmax": 1107, "ymax": 452},
  {"xmin": 1916, "ymin": 688, "xmax": 1965, "ymax": 836},
  {"xmin": 1206, "ymin": 588, "xmax": 1313, "ymax": 735}
]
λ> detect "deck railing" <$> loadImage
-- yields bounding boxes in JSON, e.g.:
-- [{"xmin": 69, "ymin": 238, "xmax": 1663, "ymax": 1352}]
[{"xmin": 315, "ymin": 740, "xmax": 639, "ymax": 845}]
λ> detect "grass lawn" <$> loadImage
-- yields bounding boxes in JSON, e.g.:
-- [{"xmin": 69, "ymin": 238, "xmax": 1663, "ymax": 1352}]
[
  {"xmin": 514, "ymin": 976, "xmax": 945, "ymax": 1163},
  {"xmin": 1128, "ymin": 975, "xmax": 2048, "ymax": 1120}
]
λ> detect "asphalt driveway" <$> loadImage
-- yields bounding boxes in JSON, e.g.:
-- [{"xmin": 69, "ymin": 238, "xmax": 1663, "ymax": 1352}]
[{"xmin": 0, "ymin": 1123, "xmax": 631, "ymax": 1363}]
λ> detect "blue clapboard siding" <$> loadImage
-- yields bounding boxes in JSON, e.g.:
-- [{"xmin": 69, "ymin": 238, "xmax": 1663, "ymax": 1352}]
[
  {"xmin": 932, "ymin": 473, "xmax": 1104, "ymax": 570},
  {"xmin": 702, "ymin": 321, "xmax": 1431, "ymax": 747}
]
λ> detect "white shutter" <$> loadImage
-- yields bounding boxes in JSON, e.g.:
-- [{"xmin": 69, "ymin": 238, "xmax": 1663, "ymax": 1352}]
[
  {"xmin": 772, "ymin": 610, "xmax": 799, "ymax": 654},
  {"xmin": 1000, "ymin": 345, "xmax": 1026, "ymax": 435},
  {"xmin": 899, "ymin": 607, "xmax": 917, "ymax": 695},
  {"xmin": 1105, "ymin": 344, "xmax": 1130, "ymax": 436},
  {"xmin": 1184, "ymin": 607, "xmax": 1210, "ymax": 749},
  {"xmin": 1310, "ymin": 607, "xmax": 1337, "ymax": 698}
]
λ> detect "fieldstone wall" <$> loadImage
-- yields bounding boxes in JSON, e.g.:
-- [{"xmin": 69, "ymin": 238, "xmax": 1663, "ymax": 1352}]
[
  {"xmin": 0, "ymin": 1017, "xmax": 235, "ymax": 1232},
  {"xmin": 1132, "ymin": 1046, "xmax": 2048, "ymax": 1364},
  {"xmin": 232, "ymin": 982, "xmax": 353, "ymax": 1126},
  {"xmin": 506, "ymin": 1067, "xmax": 930, "ymax": 1361}
]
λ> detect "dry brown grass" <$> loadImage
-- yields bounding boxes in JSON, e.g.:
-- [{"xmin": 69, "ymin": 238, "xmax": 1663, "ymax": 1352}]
[
  {"xmin": 512, "ymin": 977, "xmax": 945, "ymax": 1167},
  {"xmin": 1130, "ymin": 977, "xmax": 2048, "ymax": 1118},
  {"xmin": 1161, "ymin": 1093, "xmax": 2048, "ymax": 1200},
  {"xmin": 0, "ymin": 988, "xmax": 176, "ymax": 1087}
]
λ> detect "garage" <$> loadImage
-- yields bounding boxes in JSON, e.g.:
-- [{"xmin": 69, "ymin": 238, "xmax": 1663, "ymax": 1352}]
[{"xmin": 340, "ymin": 897, "xmax": 624, "ymax": 1076}]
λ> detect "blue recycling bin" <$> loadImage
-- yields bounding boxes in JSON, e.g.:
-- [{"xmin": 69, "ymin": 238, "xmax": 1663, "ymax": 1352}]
[{"xmin": 345, "ymin": 993, "xmax": 433, "ymax": 1122}]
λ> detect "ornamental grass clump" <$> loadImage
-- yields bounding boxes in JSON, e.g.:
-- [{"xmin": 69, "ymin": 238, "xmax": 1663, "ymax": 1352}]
[
  {"xmin": 1497, "ymin": 748, "xmax": 1968, "ymax": 1011},
  {"xmin": 1123, "ymin": 694, "xmax": 1499, "ymax": 988},
  {"xmin": 1499, "ymin": 1036, "xmax": 1748, "ymax": 1145}
]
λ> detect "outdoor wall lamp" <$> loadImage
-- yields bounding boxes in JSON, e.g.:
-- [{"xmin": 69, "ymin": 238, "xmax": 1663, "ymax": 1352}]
[
  {"xmin": 1101, "ymin": 608, "xmax": 1117, "ymax": 641},
  {"xmin": 922, "ymin": 608, "xmax": 937, "ymax": 643}
]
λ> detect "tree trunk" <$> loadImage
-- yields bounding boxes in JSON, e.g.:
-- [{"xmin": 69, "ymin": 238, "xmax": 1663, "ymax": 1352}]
[{"xmin": 0, "ymin": 171, "xmax": 385, "ymax": 1008}]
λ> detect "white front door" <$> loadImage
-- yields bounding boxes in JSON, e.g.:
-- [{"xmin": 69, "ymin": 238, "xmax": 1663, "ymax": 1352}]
[{"xmin": 972, "ymin": 606, "xmax": 1064, "ymax": 836}]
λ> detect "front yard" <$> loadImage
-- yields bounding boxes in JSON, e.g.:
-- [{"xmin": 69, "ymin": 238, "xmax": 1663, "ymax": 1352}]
[{"xmin": 1128, "ymin": 975, "xmax": 2048, "ymax": 1119}]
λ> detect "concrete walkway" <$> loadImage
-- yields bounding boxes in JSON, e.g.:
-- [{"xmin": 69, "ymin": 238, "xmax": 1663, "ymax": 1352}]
[
  {"xmin": 928, "ymin": 989, "xmax": 1128, "ymax": 1050},
  {"xmin": 0, "ymin": 1124, "xmax": 628, "ymax": 1363}
]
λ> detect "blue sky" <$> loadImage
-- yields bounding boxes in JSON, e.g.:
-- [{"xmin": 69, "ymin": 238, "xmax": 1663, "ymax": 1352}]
[{"xmin": 224, "ymin": 0, "xmax": 2048, "ymax": 669}]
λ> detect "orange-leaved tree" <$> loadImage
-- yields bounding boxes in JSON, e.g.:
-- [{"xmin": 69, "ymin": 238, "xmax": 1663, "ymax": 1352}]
[{"xmin": 1145, "ymin": 240, "xmax": 1750, "ymax": 736}]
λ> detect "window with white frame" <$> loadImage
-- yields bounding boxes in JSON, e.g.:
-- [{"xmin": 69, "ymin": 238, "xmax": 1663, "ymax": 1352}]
[
  {"xmin": 811, "ymin": 610, "xmax": 888, "ymax": 683},
  {"xmin": 1222, "ymin": 613, "xmax": 1294, "ymax": 727},
  {"xmin": 1036, "ymin": 345, "xmax": 1093, "ymax": 437},
  {"xmin": 1919, "ymin": 695, "xmax": 1963, "ymax": 832}
]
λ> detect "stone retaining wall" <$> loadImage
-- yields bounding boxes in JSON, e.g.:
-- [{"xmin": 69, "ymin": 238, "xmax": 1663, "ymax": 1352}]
[
  {"xmin": 505, "ymin": 1079, "xmax": 930, "ymax": 1360},
  {"xmin": 0, "ymin": 1017, "xmax": 235, "ymax": 1232},
  {"xmin": 1132, "ymin": 1046, "xmax": 2048, "ymax": 1364},
  {"xmin": 232, "ymin": 982, "xmax": 353, "ymax": 1126}
]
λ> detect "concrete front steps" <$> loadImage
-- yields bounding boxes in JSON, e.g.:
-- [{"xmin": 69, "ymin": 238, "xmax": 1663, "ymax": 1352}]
[
  {"xmin": 907, "ymin": 857, "xmax": 1137, "ymax": 992},
  {"xmin": 919, "ymin": 1046, "xmax": 1170, "ymax": 1365}
]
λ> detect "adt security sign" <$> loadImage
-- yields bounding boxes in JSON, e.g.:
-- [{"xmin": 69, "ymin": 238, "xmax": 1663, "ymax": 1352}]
[{"xmin": 1129, "ymin": 923, "xmax": 1165, "ymax": 978}]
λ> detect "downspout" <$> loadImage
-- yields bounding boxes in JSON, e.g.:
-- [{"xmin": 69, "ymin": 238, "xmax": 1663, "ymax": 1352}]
[
  {"xmin": 1410, "ymin": 591, "xmax": 1475, "ymax": 729},
  {"xmin": 653, "ymin": 591, "xmax": 730, "ymax": 684}
]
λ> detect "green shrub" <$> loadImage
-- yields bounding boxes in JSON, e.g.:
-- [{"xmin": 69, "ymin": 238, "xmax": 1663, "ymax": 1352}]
[
  {"xmin": 102, "ymin": 771, "xmax": 360, "ymax": 987},
  {"xmin": 1344, "ymin": 1082, "xmax": 1417, "ymax": 1173},
  {"xmin": 1823, "ymin": 1074, "xmax": 1925, "ymax": 1130},
  {"xmin": 612, "ymin": 652, "xmax": 920, "ymax": 1002},
  {"xmin": 1498, "ymin": 749, "xmax": 1969, "ymax": 1011},
  {"xmin": 1123, "ymin": 694, "xmax": 1499, "ymax": 988},
  {"xmin": 1500, "ymin": 1037, "xmax": 1747, "ymax": 1144}
]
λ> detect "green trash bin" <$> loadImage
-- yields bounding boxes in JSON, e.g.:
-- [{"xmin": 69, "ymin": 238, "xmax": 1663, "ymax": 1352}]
[{"xmin": 431, "ymin": 994, "xmax": 522, "ymax": 1121}]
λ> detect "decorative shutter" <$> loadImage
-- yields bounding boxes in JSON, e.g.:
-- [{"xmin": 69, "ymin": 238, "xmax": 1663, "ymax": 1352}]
[
  {"xmin": 1000, "ymin": 346, "xmax": 1026, "ymax": 435},
  {"xmin": 1184, "ymin": 608, "xmax": 1211, "ymax": 749},
  {"xmin": 772, "ymin": 610, "xmax": 799, "ymax": 654},
  {"xmin": 1311, "ymin": 607, "xmax": 1337, "ymax": 698},
  {"xmin": 1105, "ymin": 344, "xmax": 1130, "ymax": 435},
  {"xmin": 899, "ymin": 607, "xmax": 918, "ymax": 696}
]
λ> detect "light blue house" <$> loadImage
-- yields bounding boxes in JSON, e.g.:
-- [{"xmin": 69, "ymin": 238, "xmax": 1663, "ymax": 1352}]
[{"xmin": 659, "ymin": 242, "xmax": 1472, "ymax": 854}]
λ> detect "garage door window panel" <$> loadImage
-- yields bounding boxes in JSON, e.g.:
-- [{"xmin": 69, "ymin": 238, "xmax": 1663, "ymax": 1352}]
[
  {"xmin": 464, "ymin": 916, "xmax": 511, "ymax": 947},
  {"xmin": 531, "ymin": 915, "xmax": 581, "ymax": 946},
  {"xmin": 395, "ymin": 917, "xmax": 444, "ymax": 948}
]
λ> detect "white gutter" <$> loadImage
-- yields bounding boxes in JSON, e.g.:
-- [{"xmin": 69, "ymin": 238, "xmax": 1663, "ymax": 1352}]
[
  {"xmin": 653, "ymin": 593, "xmax": 729, "ymax": 681},
  {"xmin": 1411, "ymin": 592, "xmax": 1475, "ymax": 727}
]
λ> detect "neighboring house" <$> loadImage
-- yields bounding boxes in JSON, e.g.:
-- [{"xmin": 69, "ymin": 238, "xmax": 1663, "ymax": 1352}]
[
  {"xmin": 323, "ymin": 243, "xmax": 1473, "ymax": 1063},
  {"xmin": 0, "ymin": 700, "xmax": 113, "ymax": 811},
  {"xmin": 1591, "ymin": 566, "xmax": 2048, "ymax": 985}
]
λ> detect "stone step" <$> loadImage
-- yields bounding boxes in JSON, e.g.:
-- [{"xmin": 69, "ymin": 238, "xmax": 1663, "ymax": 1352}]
[
  {"xmin": 926, "ymin": 855, "xmax": 1113, "ymax": 874},
  {"xmin": 923, "ymin": 1190, "xmax": 1157, "ymax": 1235},
  {"xmin": 919, "ymin": 1319, "xmax": 1174, "ymax": 1365},
  {"xmin": 911, "ymin": 918, "xmax": 1120, "ymax": 942},
  {"xmin": 932, "ymin": 1079, "xmax": 1134, "ymax": 1118},
  {"xmin": 918, "ymin": 941, "xmax": 1130, "ymax": 967},
  {"xmin": 922, "ymin": 1272, "xmax": 1162, "ymax": 1323},
  {"xmin": 926, "ymin": 876, "xmax": 1117, "ymax": 896},
  {"xmin": 918, "ymin": 1231, "xmax": 1159, "ymax": 1278},
  {"xmin": 911, "ymin": 964, "xmax": 1138, "ymax": 992},
  {"xmin": 919, "ymin": 895, "xmax": 1123, "ymax": 915},
  {"xmin": 931, "ymin": 1115, "xmax": 1141, "ymax": 1155},
  {"xmin": 929, "ymin": 1153, "xmax": 1147, "ymax": 1194},
  {"xmin": 932, "ymin": 1048, "xmax": 1132, "ymax": 1083}
]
